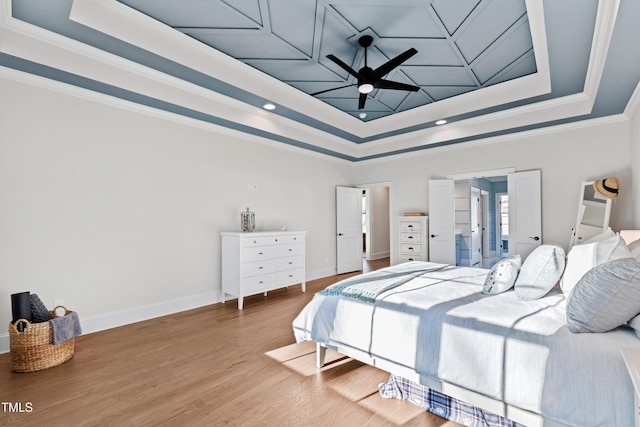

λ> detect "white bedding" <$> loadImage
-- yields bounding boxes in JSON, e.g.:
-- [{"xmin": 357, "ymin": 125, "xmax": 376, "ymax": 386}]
[{"xmin": 293, "ymin": 265, "xmax": 640, "ymax": 426}]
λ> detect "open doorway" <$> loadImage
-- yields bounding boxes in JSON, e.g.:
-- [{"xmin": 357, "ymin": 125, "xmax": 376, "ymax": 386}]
[
  {"xmin": 497, "ymin": 193, "xmax": 509, "ymax": 258},
  {"xmin": 452, "ymin": 176, "xmax": 508, "ymax": 268},
  {"xmin": 361, "ymin": 185, "xmax": 391, "ymax": 264}
]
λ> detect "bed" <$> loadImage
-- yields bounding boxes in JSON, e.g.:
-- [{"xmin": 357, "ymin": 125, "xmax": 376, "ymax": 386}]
[{"xmin": 293, "ymin": 233, "xmax": 640, "ymax": 427}]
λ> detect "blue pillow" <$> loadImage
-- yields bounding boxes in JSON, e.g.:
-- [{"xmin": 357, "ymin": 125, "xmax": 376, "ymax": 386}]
[{"xmin": 514, "ymin": 245, "xmax": 565, "ymax": 300}]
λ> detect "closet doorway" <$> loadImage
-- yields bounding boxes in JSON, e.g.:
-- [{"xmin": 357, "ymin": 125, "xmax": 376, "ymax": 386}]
[{"xmin": 360, "ymin": 183, "xmax": 391, "ymax": 263}]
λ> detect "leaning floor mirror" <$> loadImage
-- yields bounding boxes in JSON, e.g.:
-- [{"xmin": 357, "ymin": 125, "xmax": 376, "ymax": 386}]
[{"xmin": 569, "ymin": 180, "xmax": 612, "ymax": 247}]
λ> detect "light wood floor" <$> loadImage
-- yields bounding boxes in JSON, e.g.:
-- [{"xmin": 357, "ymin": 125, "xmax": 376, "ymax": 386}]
[{"xmin": 1, "ymin": 258, "xmax": 461, "ymax": 426}]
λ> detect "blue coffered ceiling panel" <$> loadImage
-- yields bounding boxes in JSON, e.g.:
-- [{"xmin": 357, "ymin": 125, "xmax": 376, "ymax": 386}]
[{"xmin": 114, "ymin": 0, "xmax": 537, "ymax": 119}]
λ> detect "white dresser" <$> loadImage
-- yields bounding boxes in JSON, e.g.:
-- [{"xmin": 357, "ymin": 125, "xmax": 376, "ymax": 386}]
[
  {"xmin": 221, "ymin": 231, "xmax": 306, "ymax": 309},
  {"xmin": 396, "ymin": 216, "xmax": 428, "ymax": 263}
]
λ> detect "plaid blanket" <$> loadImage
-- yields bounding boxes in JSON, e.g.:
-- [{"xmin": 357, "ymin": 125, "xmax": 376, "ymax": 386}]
[{"xmin": 379, "ymin": 374, "xmax": 525, "ymax": 427}]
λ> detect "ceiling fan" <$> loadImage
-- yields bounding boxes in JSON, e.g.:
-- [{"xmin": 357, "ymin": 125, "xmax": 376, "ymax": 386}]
[{"xmin": 312, "ymin": 35, "xmax": 420, "ymax": 109}]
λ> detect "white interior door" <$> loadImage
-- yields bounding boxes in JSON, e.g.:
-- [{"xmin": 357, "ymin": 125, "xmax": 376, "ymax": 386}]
[
  {"xmin": 428, "ymin": 179, "xmax": 456, "ymax": 264},
  {"xmin": 336, "ymin": 186, "xmax": 363, "ymax": 274},
  {"xmin": 470, "ymin": 187, "xmax": 481, "ymax": 267},
  {"xmin": 481, "ymin": 191, "xmax": 490, "ymax": 257},
  {"xmin": 508, "ymin": 170, "xmax": 542, "ymax": 260}
]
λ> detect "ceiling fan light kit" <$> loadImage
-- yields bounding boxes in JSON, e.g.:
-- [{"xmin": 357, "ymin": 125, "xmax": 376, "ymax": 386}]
[
  {"xmin": 358, "ymin": 83, "xmax": 374, "ymax": 94},
  {"xmin": 312, "ymin": 35, "xmax": 419, "ymax": 109}
]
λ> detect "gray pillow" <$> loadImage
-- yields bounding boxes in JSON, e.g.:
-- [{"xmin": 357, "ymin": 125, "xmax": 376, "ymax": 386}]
[
  {"xmin": 567, "ymin": 258, "xmax": 640, "ymax": 333},
  {"xmin": 482, "ymin": 255, "xmax": 521, "ymax": 294},
  {"xmin": 514, "ymin": 245, "xmax": 565, "ymax": 300}
]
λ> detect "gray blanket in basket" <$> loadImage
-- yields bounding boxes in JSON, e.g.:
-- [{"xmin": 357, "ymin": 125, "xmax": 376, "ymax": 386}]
[{"xmin": 50, "ymin": 312, "xmax": 82, "ymax": 344}]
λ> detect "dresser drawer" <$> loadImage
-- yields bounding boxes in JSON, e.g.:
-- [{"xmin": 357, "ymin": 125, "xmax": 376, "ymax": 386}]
[
  {"xmin": 401, "ymin": 254, "xmax": 425, "ymax": 262},
  {"xmin": 243, "ymin": 245, "xmax": 279, "ymax": 261},
  {"xmin": 278, "ymin": 242, "xmax": 304, "ymax": 257},
  {"xmin": 243, "ymin": 273, "xmax": 278, "ymax": 293},
  {"xmin": 280, "ymin": 268, "xmax": 304, "ymax": 285},
  {"xmin": 276, "ymin": 255, "xmax": 304, "ymax": 271},
  {"xmin": 400, "ymin": 243, "xmax": 422, "ymax": 254},
  {"xmin": 266, "ymin": 235, "xmax": 285, "ymax": 245},
  {"xmin": 400, "ymin": 232, "xmax": 422, "ymax": 243},
  {"xmin": 241, "ymin": 236, "xmax": 268, "ymax": 247},
  {"xmin": 399, "ymin": 221, "xmax": 423, "ymax": 232},
  {"xmin": 285, "ymin": 234, "xmax": 305, "ymax": 244},
  {"xmin": 243, "ymin": 259, "xmax": 277, "ymax": 277}
]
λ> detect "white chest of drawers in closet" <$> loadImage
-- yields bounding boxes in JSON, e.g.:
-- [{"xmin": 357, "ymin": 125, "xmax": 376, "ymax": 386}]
[
  {"xmin": 221, "ymin": 231, "xmax": 306, "ymax": 309},
  {"xmin": 396, "ymin": 216, "xmax": 428, "ymax": 263}
]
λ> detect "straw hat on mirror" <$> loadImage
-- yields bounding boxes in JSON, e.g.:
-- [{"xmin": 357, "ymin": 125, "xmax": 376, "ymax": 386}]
[{"xmin": 593, "ymin": 177, "xmax": 620, "ymax": 199}]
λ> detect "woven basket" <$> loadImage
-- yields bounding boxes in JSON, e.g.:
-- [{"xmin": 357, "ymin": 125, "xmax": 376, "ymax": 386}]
[{"xmin": 9, "ymin": 306, "xmax": 75, "ymax": 373}]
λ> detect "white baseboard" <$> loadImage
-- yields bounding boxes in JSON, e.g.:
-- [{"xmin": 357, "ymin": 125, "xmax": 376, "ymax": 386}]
[
  {"xmin": 0, "ymin": 269, "xmax": 336, "ymax": 354},
  {"xmin": 306, "ymin": 267, "xmax": 336, "ymax": 281},
  {"xmin": 0, "ymin": 291, "xmax": 219, "ymax": 355},
  {"xmin": 369, "ymin": 251, "xmax": 390, "ymax": 260}
]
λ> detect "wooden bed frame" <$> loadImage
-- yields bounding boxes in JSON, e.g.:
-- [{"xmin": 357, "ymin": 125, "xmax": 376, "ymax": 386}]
[{"xmin": 315, "ymin": 341, "xmax": 570, "ymax": 427}]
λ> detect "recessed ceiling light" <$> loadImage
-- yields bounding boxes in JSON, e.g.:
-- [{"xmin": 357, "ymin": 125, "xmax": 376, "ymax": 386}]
[
  {"xmin": 435, "ymin": 119, "xmax": 447, "ymax": 125},
  {"xmin": 263, "ymin": 103, "xmax": 276, "ymax": 110},
  {"xmin": 359, "ymin": 113, "xmax": 367, "ymax": 119}
]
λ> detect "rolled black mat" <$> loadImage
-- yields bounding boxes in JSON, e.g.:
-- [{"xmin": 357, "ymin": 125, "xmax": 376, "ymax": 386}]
[{"xmin": 11, "ymin": 291, "xmax": 31, "ymax": 332}]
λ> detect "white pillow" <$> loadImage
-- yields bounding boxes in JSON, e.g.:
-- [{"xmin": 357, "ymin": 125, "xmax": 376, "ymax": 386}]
[
  {"xmin": 580, "ymin": 228, "xmax": 615, "ymax": 244},
  {"xmin": 561, "ymin": 233, "xmax": 633, "ymax": 296},
  {"xmin": 482, "ymin": 255, "xmax": 522, "ymax": 295},
  {"xmin": 560, "ymin": 242, "xmax": 597, "ymax": 295},
  {"xmin": 515, "ymin": 245, "xmax": 565, "ymax": 301}
]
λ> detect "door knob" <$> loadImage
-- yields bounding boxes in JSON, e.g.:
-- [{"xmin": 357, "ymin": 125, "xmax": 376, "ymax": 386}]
[
  {"xmin": 338, "ymin": 233, "xmax": 344, "ymax": 236},
  {"xmin": 529, "ymin": 236, "xmax": 540, "ymax": 241},
  {"xmin": 431, "ymin": 234, "xmax": 438, "ymax": 238}
]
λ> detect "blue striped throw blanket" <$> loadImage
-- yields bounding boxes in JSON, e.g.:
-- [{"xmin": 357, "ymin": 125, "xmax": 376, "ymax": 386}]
[{"xmin": 318, "ymin": 261, "xmax": 448, "ymax": 303}]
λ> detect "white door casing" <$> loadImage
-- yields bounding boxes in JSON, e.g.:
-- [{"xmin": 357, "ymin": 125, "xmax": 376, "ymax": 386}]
[
  {"xmin": 507, "ymin": 170, "xmax": 542, "ymax": 260},
  {"xmin": 428, "ymin": 179, "xmax": 456, "ymax": 264},
  {"xmin": 470, "ymin": 186, "xmax": 482, "ymax": 267},
  {"xmin": 336, "ymin": 186, "xmax": 363, "ymax": 274}
]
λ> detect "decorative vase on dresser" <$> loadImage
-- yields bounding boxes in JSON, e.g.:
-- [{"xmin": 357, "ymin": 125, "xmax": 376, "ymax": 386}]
[
  {"xmin": 396, "ymin": 216, "xmax": 428, "ymax": 264},
  {"xmin": 220, "ymin": 231, "xmax": 306, "ymax": 309}
]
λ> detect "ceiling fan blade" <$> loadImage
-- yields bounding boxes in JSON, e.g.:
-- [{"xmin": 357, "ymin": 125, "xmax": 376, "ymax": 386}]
[
  {"xmin": 375, "ymin": 79, "xmax": 420, "ymax": 92},
  {"xmin": 373, "ymin": 48, "xmax": 418, "ymax": 79},
  {"xmin": 310, "ymin": 83, "xmax": 356, "ymax": 96},
  {"xmin": 358, "ymin": 93, "xmax": 367, "ymax": 109},
  {"xmin": 326, "ymin": 54, "xmax": 361, "ymax": 79}
]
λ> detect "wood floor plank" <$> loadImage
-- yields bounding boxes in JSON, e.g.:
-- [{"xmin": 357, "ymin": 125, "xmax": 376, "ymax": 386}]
[{"xmin": 0, "ymin": 258, "xmax": 461, "ymax": 426}]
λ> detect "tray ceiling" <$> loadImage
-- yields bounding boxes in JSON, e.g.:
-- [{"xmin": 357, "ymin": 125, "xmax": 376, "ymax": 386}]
[{"xmin": 1, "ymin": 0, "xmax": 639, "ymax": 161}]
